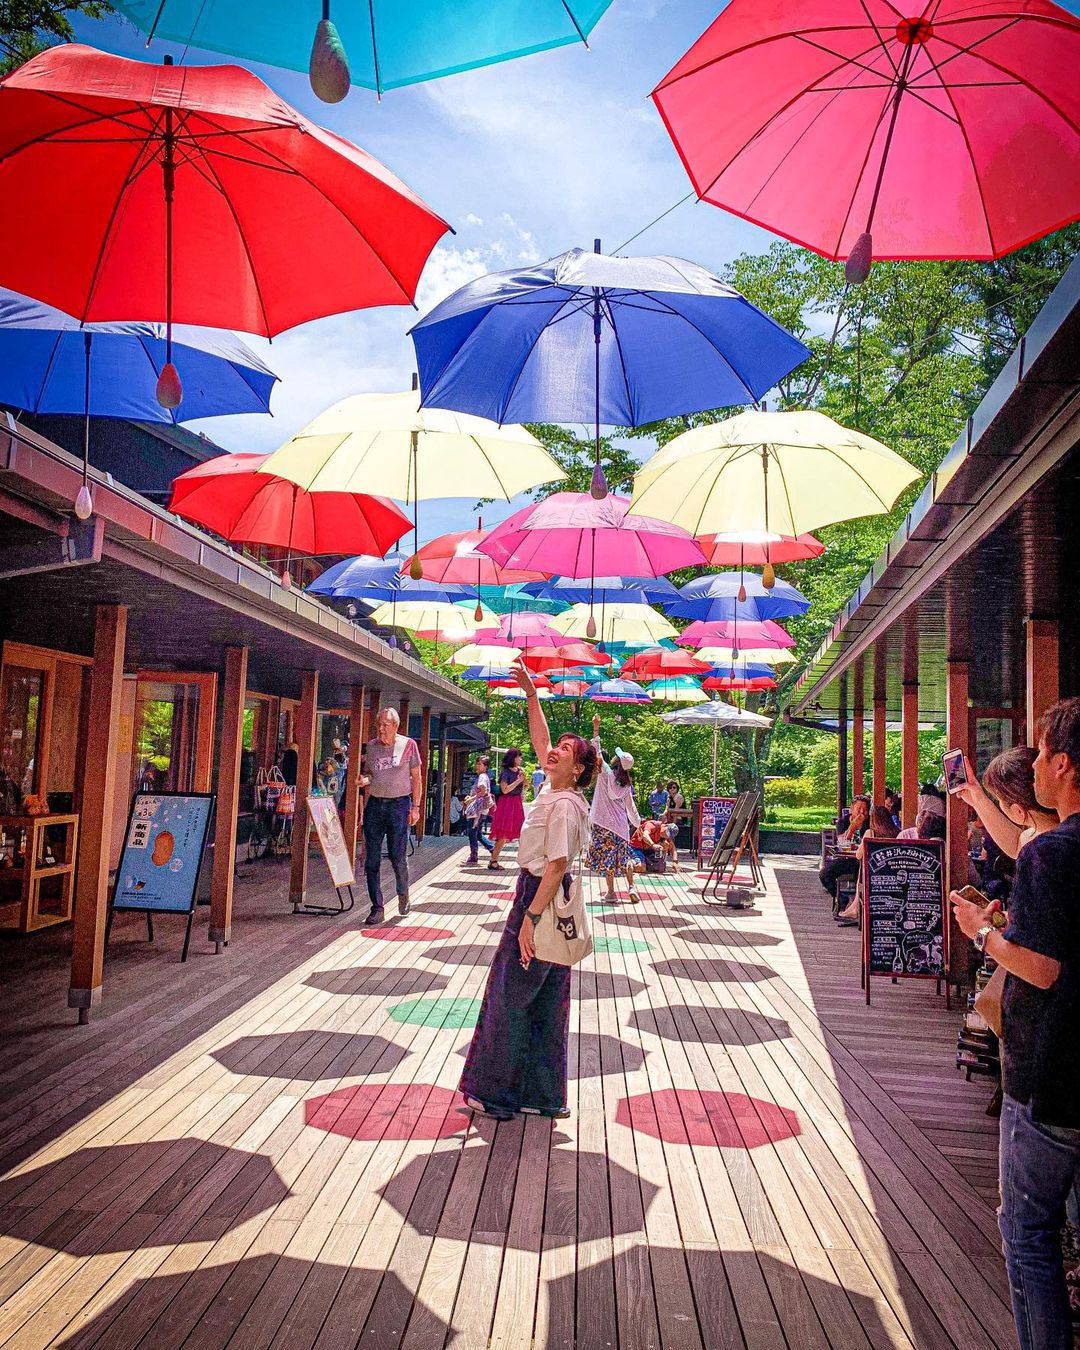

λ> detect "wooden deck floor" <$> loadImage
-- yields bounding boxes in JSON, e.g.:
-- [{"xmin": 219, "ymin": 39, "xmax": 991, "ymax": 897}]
[{"xmin": 0, "ymin": 842, "xmax": 1009, "ymax": 1349}]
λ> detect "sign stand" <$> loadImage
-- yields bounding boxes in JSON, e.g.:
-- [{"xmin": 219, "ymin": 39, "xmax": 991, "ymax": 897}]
[
  {"xmin": 293, "ymin": 795, "xmax": 356, "ymax": 917},
  {"xmin": 862, "ymin": 838, "xmax": 950, "ymax": 1008},
  {"xmin": 695, "ymin": 795, "xmax": 738, "ymax": 868},
  {"xmin": 107, "ymin": 792, "xmax": 215, "ymax": 963}
]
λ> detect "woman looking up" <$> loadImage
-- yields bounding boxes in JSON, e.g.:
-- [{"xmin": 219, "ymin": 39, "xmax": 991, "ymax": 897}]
[
  {"xmin": 956, "ymin": 747, "xmax": 1058, "ymax": 859},
  {"xmin": 586, "ymin": 713, "xmax": 641, "ymax": 904},
  {"xmin": 488, "ymin": 748, "xmax": 526, "ymax": 871},
  {"xmin": 460, "ymin": 662, "xmax": 596, "ymax": 1122}
]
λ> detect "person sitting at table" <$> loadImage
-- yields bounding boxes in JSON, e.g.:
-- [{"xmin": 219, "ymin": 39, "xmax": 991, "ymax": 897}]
[
  {"xmin": 666, "ymin": 780, "xmax": 685, "ymax": 811},
  {"xmin": 647, "ymin": 781, "xmax": 669, "ymax": 819},
  {"xmin": 837, "ymin": 805, "xmax": 898, "ymax": 923},
  {"xmin": 896, "ymin": 791, "xmax": 946, "ymax": 839},
  {"xmin": 883, "ymin": 786, "xmax": 902, "ymax": 827},
  {"xmin": 820, "ymin": 794, "xmax": 870, "ymax": 902}
]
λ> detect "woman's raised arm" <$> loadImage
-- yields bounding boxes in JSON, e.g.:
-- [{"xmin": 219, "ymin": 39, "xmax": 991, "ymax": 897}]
[{"xmin": 513, "ymin": 661, "xmax": 551, "ymax": 766}]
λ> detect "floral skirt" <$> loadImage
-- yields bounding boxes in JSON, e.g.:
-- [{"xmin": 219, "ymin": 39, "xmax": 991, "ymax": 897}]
[{"xmin": 586, "ymin": 824, "xmax": 635, "ymax": 874}]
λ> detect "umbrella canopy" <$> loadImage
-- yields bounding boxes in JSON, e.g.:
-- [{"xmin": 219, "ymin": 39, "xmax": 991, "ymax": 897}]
[
  {"xmin": 168, "ymin": 453, "xmax": 409, "ymax": 557},
  {"xmin": 677, "ymin": 619, "xmax": 795, "ymax": 651},
  {"xmin": 524, "ymin": 574, "xmax": 679, "ymax": 606},
  {"xmin": 696, "ymin": 532, "xmax": 824, "ymax": 566},
  {"xmin": 409, "ymin": 528, "xmax": 548, "ymax": 585},
  {"xmin": 0, "ymin": 46, "xmax": 448, "ymax": 338},
  {"xmin": 522, "ymin": 642, "xmax": 609, "ymax": 673},
  {"xmin": 473, "ymin": 613, "xmax": 562, "ymax": 644},
  {"xmin": 587, "ymin": 678, "xmax": 652, "ymax": 705},
  {"xmin": 648, "ymin": 676, "xmax": 707, "ymax": 704},
  {"xmin": 450, "ymin": 643, "xmax": 523, "ymax": 667},
  {"xmin": 307, "ymin": 554, "xmax": 461, "ymax": 602},
  {"xmin": 0, "ymin": 288, "xmax": 277, "ymax": 423},
  {"xmin": 552, "ymin": 680, "xmax": 591, "ymax": 699},
  {"xmin": 461, "ymin": 666, "xmax": 514, "ymax": 681},
  {"xmin": 480, "ymin": 492, "xmax": 706, "ymax": 579},
  {"xmin": 660, "ymin": 702, "xmax": 772, "ymax": 729},
  {"xmin": 369, "ymin": 600, "xmax": 478, "ymax": 639},
  {"xmin": 620, "ymin": 649, "xmax": 711, "ymax": 679},
  {"xmin": 492, "ymin": 686, "xmax": 553, "ymax": 700},
  {"xmin": 475, "ymin": 583, "xmax": 567, "ymax": 616},
  {"xmin": 652, "ymin": 0, "xmax": 1080, "ymax": 273},
  {"xmin": 697, "ymin": 645, "xmax": 796, "ymax": 668},
  {"xmin": 631, "ymin": 410, "xmax": 921, "ymax": 538},
  {"xmin": 412, "ymin": 248, "xmax": 809, "ymax": 426},
  {"xmin": 548, "ymin": 667, "xmax": 606, "ymax": 685},
  {"xmin": 671, "ymin": 572, "xmax": 809, "ymax": 622},
  {"xmin": 551, "ymin": 602, "xmax": 677, "ymax": 646},
  {"xmin": 112, "ymin": 0, "xmax": 614, "ymax": 100},
  {"xmin": 702, "ymin": 673, "xmax": 777, "ymax": 692}
]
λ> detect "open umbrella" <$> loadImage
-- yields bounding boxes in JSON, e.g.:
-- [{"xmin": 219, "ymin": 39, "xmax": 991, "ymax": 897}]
[
  {"xmin": 652, "ymin": 0, "xmax": 1080, "ymax": 280},
  {"xmin": 168, "ymin": 453, "xmax": 410, "ymax": 574},
  {"xmin": 112, "ymin": 0, "xmax": 614, "ymax": 103},
  {"xmin": 522, "ymin": 643, "xmax": 609, "ymax": 674},
  {"xmin": 451, "ymin": 642, "xmax": 523, "ymax": 667},
  {"xmin": 631, "ymin": 410, "xmax": 920, "ymax": 539},
  {"xmin": 492, "ymin": 686, "xmax": 553, "ymax": 700},
  {"xmin": 475, "ymin": 584, "xmax": 567, "ymax": 617},
  {"xmin": 677, "ymin": 619, "xmax": 795, "ymax": 651},
  {"xmin": 587, "ymin": 678, "xmax": 652, "ymax": 705},
  {"xmin": 661, "ymin": 698, "xmax": 772, "ymax": 793},
  {"xmin": 551, "ymin": 602, "xmax": 677, "ymax": 647},
  {"xmin": 411, "ymin": 246, "xmax": 808, "ymax": 497},
  {"xmin": 702, "ymin": 673, "xmax": 776, "ymax": 692},
  {"xmin": 368, "ymin": 599, "xmax": 478, "ymax": 641},
  {"xmin": 409, "ymin": 523, "xmax": 548, "ymax": 621},
  {"xmin": 671, "ymin": 572, "xmax": 809, "ymax": 622},
  {"xmin": 648, "ymin": 676, "xmax": 707, "ymax": 705},
  {"xmin": 524, "ymin": 575, "xmax": 679, "ymax": 606},
  {"xmin": 0, "ymin": 45, "xmax": 447, "ymax": 408},
  {"xmin": 696, "ymin": 645, "xmax": 796, "ymax": 668},
  {"xmin": 552, "ymin": 680, "xmax": 591, "ymax": 699},
  {"xmin": 620, "ymin": 649, "xmax": 711, "ymax": 680},
  {"xmin": 695, "ymin": 531, "xmax": 824, "ymax": 588},
  {"xmin": 261, "ymin": 390, "xmax": 563, "ymax": 575},
  {"xmin": 307, "ymin": 554, "xmax": 461, "ymax": 601}
]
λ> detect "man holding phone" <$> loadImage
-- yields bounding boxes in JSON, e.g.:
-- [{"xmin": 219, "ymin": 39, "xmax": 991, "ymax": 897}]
[{"xmin": 951, "ymin": 699, "xmax": 1080, "ymax": 1350}]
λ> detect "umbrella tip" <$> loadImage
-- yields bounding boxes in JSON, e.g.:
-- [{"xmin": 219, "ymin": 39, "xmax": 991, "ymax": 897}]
[
  {"xmin": 74, "ymin": 484, "xmax": 93, "ymax": 521},
  {"xmin": 762, "ymin": 562, "xmax": 776, "ymax": 589},
  {"xmin": 309, "ymin": 18, "xmax": 351, "ymax": 103},
  {"xmin": 845, "ymin": 231, "xmax": 873, "ymax": 285},
  {"xmin": 156, "ymin": 362, "xmax": 182, "ymax": 410},
  {"xmin": 409, "ymin": 555, "xmax": 423, "ymax": 580},
  {"xmin": 589, "ymin": 462, "xmax": 609, "ymax": 500}
]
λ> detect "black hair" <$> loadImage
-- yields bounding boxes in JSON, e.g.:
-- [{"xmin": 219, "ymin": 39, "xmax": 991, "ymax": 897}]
[
  {"xmin": 501, "ymin": 747, "xmax": 522, "ymax": 773},
  {"xmin": 1038, "ymin": 697, "xmax": 1080, "ymax": 783},
  {"xmin": 921, "ymin": 814, "xmax": 946, "ymax": 840},
  {"xmin": 557, "ymin": 733, "xmax": 598, "ymax": 790}
]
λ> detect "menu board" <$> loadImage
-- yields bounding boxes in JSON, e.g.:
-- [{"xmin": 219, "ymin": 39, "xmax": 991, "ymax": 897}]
[
  {"xmin": 863, "ymin": 838, "xmax": 947, "ymax": 984},
  {"xmin": 697, "ymin": 796, "xmax": 738, "ymax": 866},
  {"xmin": 113, "ymin": 792, "xmax": 214, "ymax": 913}
]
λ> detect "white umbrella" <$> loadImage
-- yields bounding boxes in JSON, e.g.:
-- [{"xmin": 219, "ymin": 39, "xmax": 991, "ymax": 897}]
[{"xmin": 661, "ymin": 699, "xmax": 772, "ymax": 795}]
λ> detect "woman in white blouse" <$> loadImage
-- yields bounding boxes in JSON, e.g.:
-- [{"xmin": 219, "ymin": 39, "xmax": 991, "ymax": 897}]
[{"xmin": 585, "ymin": 713, "xmax": 642, "ymax": 903}]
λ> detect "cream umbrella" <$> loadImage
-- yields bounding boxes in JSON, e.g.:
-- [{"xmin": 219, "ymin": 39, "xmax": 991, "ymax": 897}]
[
  {"xmin": 450, "ymin": 642, "xmax": 523, "ymax": 668},
  {"xmin": 550, "ymin": 601, "xmax": 677, "ymax": 646},
  {"xmin": 696, "ymin": 646, "xmax": 796, "ymax": 667},
  {"xmin": 630, "ymin": 409, "xmax": 920, "ymax": 544},
  {"xmin": 260, "ymin": 388, "xmax": 565, "ymax": 576},
  {"xmin": 491, "ymin": 686, "xmax": 552, "ymax": 700},
  {"xmin": 366, "ymin": 599, "xmax": 477, "ymax": 641}
]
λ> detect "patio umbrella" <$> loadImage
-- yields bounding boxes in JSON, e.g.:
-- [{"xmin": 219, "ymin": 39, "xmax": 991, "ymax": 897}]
[
  {"xmin": 695, "ymin": 531, "xmax": 824, "ymax": 589},
  {"xmin": 671, "ymin": 573, "xmax": 809, "ymax": 622},
  {"xmin": 260, "ymin": 389, "xmax": 563, "ymax": 575},
  {"xmin": 677, "ymin": 619, "xmax": 795, "ymax": 651},
  {"xmin": 551, "ymin": 602, "xmax": 677, "ymax": 646},
  {"xmin": 620, "ymin": 649, "xmax": 711, "ymax": 680},
  {"xmin": 411, "ymin": 246, "xmax": 808, "ymax": 497},
  {"xmin": 587, "ymin": 679, "xmax": 652, "ymax": 705},
  {"xmin": 661, "ymin": 698, "xmax": 772, "ymax": 793},
  {"xmin": 0, "ymin": 46, "xmax": 448, "ymax": 417},
  {"xmin": 648, "ymin": 676, "xmax": 707, "ymax": 705},
  {"xmin": 651, "ymin": 0, "xmax": 1080, "ymax": 280},
  {"xmin": 111, "ymin": 0, "xmax": 614, "ymax": 103},
  {"xmin": 631, "ymin": 410, "xmax": 920, "ymax": 539},
  {"xmin": 0, "ymin": 286, "xmax": 280, "ymax": 519},
  {"xmin": 168, "ymin": 454, "xmax": 410, "ymax": 576}
]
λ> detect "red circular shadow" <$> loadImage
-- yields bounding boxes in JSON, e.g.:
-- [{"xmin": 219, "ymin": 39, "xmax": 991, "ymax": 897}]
[
  {"xmin": 490, "ymin": 890, "xmax": 517, "ymax": 901},
  {"xmin": 615, "ymin": 1089, "xmax": 800, "ymax": 1149},
  {"xmin": 360, "ymin": 925, "xmax": 455, "ymax": 941},
  {"xmin": 305, "ymin": 1083, "xmax": 465, "ymax": 1140}
]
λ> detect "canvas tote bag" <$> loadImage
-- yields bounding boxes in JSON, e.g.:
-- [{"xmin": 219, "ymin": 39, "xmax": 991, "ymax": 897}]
[{"xmin": 532, "ymin": 795, "xmax": 592, "ymax": 966}]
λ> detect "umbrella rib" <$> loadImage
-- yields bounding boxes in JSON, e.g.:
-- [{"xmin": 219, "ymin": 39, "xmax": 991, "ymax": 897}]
[
  {"xmin": 655, "ymin": 22, "xmax": 880, "ymax": 91},
  {"xmin": 190, "ymin": 143, "xmax": 274, "ymax": 337},
  {"xmin": 918, "ymin": 43, "xmax": 997, "ymax": 255},
  {"xmin": 599, "ymin": 296, "xmax": 635, "ymax": 426},
  {"xmin": 468, "ymin": 434, "xmax": 514, "ymax": 502}
]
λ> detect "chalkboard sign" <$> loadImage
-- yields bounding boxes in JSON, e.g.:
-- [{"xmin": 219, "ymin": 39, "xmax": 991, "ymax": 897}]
[
  {"xmin": 862, "ymin": 838, "xmax": 948, "ymax": 1003},
  {"xmin": 697, "ymin": 796, "xmax": 737, "ymax": 866}
]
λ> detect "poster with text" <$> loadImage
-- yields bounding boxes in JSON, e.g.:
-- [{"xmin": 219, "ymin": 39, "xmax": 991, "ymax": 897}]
[
  {"xmin": 307, "ymin": 795, "xmax": 355, "ymax": 889},
  {"xmin": 697, "ymin": 796, "xmax": 738, "ymax": 866},
  {"xmin": 113, "ymin": 793, "xmax": 214, "ymax": 913}
]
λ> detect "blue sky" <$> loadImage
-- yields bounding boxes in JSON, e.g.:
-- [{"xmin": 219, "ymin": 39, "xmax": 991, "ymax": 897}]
[{"xmin": 72, "ymin": 0, "xmax": 776, "ymax": 539}]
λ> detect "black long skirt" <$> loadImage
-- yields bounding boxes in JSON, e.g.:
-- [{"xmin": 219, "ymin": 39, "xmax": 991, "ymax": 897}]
[{"xmin": 459, "ymin": 869, "xmax": 572, "ymax": 1115}]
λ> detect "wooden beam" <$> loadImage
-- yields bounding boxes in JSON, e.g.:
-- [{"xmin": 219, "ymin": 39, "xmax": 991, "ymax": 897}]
[
  {"xmin": 418, "ymin": 707, "xmax": 432, "ymax": 840},
  {"xmin": 342, "ymin": 683, "xmax": 365, "ymax": 869},
  {"xmin": 69, "ymin": 604, "xmax": 127, "ymax": 1023},
  {"xmin": 398, "ymin": 697, "xmax": 410, "ymax": 734},
  {"xmin": 901, "ymin": 615, "xmax": 919, "ymax": 829},
  {"xmin": 0, "ymin": 515, "xmax": 102, "ymax": 580},
  {"xmin": 851, "ymin": 660, "xmax": 865, "ymax": 797},
  {"xmin": 837, "ymin": 674, "xmax": 848, "ymax": 815},
  {"xmin": 289, "ymin": 670, "xmax": 319, "ymax": 912},
  {"xmin": 209, "ymin": 645, "xmax": 248, "ymax": 952},
  {"xmin": 872, "ymin": 642, "xmax": 887, "ymax": 805},
  {"xmin": 1026, "ymin": 618, "xmax": 1059, "ymax": 742},
  {"xmin": 945, "ymin": 660, "xmax": 971, "ymax": 894}
]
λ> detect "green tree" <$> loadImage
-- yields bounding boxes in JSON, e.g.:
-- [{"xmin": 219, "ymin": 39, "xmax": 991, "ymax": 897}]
[{"xmin": 1, "ymin": 0, "xmax": 112, "ymax": 72}]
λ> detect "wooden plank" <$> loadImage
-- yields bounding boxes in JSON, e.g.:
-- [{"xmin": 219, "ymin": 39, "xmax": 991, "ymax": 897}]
[
  {"xmin": 418, "ymin": 707, "xmax": 432, "ymax": 840},
  {"xmin": 209, "ymin": 644, "xmax": 248, "ymax": 949}
]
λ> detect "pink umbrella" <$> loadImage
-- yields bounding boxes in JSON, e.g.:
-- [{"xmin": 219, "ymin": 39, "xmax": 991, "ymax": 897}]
[
  {"xmin": 676, "ymin": 619, "xmax": 794, "ymax": 651},
  {"xmin": 652, "ymin": 1, "xmax": 1080, "ymax": 279},
  {"xmin": 474, "ymin": 613, "xmax": 562, "ymax": 642},
  {"xmin": 479, "ymin": 492, "xmax": 706, "ymax": 579},
  {"xmin": 408, "ymin": 527, "xmax": 547, "ymax": 585}
]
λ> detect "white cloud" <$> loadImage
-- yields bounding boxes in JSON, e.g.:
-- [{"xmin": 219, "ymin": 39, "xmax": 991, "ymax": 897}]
[{"xmin": 463, "ymin": 212, "xmax": 484, "ymax": 227}]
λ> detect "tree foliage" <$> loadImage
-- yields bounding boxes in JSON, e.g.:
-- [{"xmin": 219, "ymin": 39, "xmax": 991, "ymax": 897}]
[{"xmin": 0, "ymin": 0, "xmax": 112, "ymax": 72}]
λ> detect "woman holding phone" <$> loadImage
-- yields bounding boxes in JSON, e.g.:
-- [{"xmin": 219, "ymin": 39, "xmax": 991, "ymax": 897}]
[{"xmin": 953, "ymin": 747, "xmax": 1058, "ymax": 859}]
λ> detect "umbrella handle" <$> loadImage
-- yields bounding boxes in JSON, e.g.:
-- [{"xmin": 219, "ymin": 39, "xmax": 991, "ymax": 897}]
[
  {"xmin": 589, "ymin": 237, "xmax": 608, "ymax": 500},
  {"xmin": 74, "ymin": 332, "xmax": 94, "ymax": 520}
]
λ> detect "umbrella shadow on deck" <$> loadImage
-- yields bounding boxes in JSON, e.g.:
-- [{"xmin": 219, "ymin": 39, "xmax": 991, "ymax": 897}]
[
  {"xmin": 630, "ymin": 1003, "xmax": 791, "ymax": 1047},
  {"xmin": 210, "ymin": 1031, "xmax": 409, "ymax": 1080},
  {"xmin": 304, "ymin": 965, "xmax": 450, "ymax": 998},
  {"xmin": 649, "ymin": 958, "xmax": 776, "ymax": 983}
]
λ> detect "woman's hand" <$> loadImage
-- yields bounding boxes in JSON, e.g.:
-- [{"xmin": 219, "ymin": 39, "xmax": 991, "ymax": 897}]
[
  {"xmin": 592, "ymin": 713, "xmax": 600, "ymax": 736},
  {"xmin": 955, "ymin": 754, "xmax": 983, "ymax": 809},
  {"xmin": 518, "ymin": 913, "xmax": 536, "ymax": 968},
  {"xmin": 512, "ymin": 660, "xmax": 535, "ymax": 697}
]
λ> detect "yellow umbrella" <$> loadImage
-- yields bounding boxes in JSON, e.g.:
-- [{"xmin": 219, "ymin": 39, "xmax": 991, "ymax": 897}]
[
  {"xmin": 630, "ymin": 409, "xmax": 920, "ymax": 545},
  {"xmin": 696, "ymin": 645, "xmax": 796, "ymax": 667},
  {"xmin": 450, "ymin": 643, "xmax": 523, "ymax": 667},
  {"xmin": 551, "ymin": 601, "xmax": 676, "ymax": 645},
  {"xmin": 367, "ymin": 599, "xmax": 477, "ymax": 640},
  {"xmin": 260, "ymin": 389, "xmax": 566, "ymax": 576}
]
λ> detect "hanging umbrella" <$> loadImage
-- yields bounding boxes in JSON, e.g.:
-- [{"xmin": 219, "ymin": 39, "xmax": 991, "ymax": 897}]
[
  {"xmin": 308, "ymin": 554, "xmax": 462, "ymax": 603},
  {"xmin": 369, "ymin": 599, "xmax": 479, "ymax": 641},
  {"xmin": 552, "ymin": 680, "xmax": 591, "ymax": 699},
  {"xmin": 487, "ymin": 674, "xmax": 552, "ymax": 690},
  {"xmin": 492, "ymin": 686, "xmax": 553, "ymax": 700},
  {"xmin": 631, "ymin": 410, "xmax": 921, "ymax": 539},
  {"xmin": 702, "ymin": 673, "xmax": 776, "ymax": 692},
  {"xmin": 696, "ymin": 532, "xmax": 824, "ymax": 566},
  {"xmin": 696, "ymin": 646, "xmax": 796, "ymax": 668},
  {"xmin": 652, "ymin": 0, "xmax": 1080, "ymax": 280},
  {"xmin": 524, "ymin": 574, "xmax": 679, "ymax": 606},
  {"xmin": 548, "ymin": 667, "xmax": 606, "ymax": 685},
  {"xmin": 648, "ymin": 676, "xmax": 708, "ymax": 705},
  {"xmin": 587, "ymin": 678, "xmax": 652, "ymax": 705},
  {"xmin": 260, "ymin": 390, "xmax": 564, "ymax": 575},
  {"xmin": 111, "ymin": 0, "xmax": 614, "ymax": 103},
  {"xmin": 671, "ymin": 572, "xmax": 809, "ymax": 622},
  {"xmin": 461, "ymin": 665, "xmax": 515, "ymax": 681},
  {"xmin": 450, "ymin": 642, "xmax": 524, "ymax": 668},
  {"xmin": 677, "ymin": 619, "xmax": 794, "ymax": 651},
  {"xmin": 522, "ymin": 643, "xmax": 609, "ymax": 674},
  {"xmin": 411, "ymin": 247, "xmax": 808, "ymax": 497},
  {"xmin": 0, "ymin": 45, "xmax": 448, "ymax": 409},
  {"xmin": 476, "ymin": 584, "xmax": 567, "ymax": 616},
  {"xmin": 410, "ymin": 528, "xmax": 548, "ymax": 585},
  {"xmin": 620, "ymin": 649, "xmax": 711, "ymax": 680},
  {"xmin": 168, "ymin": 454, "xmax": 410, "ymax": 572},
  {"xmin": 550, "ymin": 602, "xmax": 677, "ymax": 646}
]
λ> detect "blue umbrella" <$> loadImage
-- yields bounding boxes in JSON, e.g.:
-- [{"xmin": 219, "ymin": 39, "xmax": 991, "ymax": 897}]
[
  {"xmin": 462, "ymin": 666, "xmax": 515, "ymax": 681},
  {"xmin": 587, "ymin": 678, "xmax": 652, "ymax": 705},
  {"xmin": 308, "ymin": 553, "xmax": 462, "ymax": 602},
  {"xmin": 549, "ymin": 667, "xmax": 605, "ymax": 684},
  {"xmin": 525, "ymin": 575, "xmax": 679, "ymax": 606},
  {"xmin": 671, "ymin": 571, "xmax": 809, "ymax": 622},
  {"xmin": 411, "ymin": 246, "xmax": 808, "ymax": 495},
  {"xmin": 476, "ymin": 583, "xmax": 567, "ymax": 616}
]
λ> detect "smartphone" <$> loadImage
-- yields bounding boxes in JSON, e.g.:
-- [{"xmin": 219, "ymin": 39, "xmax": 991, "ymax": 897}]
[{"xmin": 942, "ymin": 749, "xmax": 968, "ymax": 794}]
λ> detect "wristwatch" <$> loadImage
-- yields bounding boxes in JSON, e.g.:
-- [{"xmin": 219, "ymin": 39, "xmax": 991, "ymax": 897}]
[
  {"xmin": 526, "ymin": 910, "xmax": 544, "ymax": 925},
  {"xmin": 973, "ymin": 923, "xmax": 995, "ymax": 954}
]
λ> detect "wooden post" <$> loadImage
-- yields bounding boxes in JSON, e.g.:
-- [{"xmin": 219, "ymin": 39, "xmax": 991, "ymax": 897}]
[
  {"xmin": 342, "ymin": 683, "xmax": 365, "ymax": 869},
  {"xmin": 367, "ymin": 687, "xmax": 381, "ymax": 737},
  {"xmin": 436, "ymin": 722, "xmax": 449, "ymax": 836},
  {"xmin": 946, "ymin": 659, "xmax": 971, "ymax": 893},
  {"xmin": 69, "ymin": 604, "xmax": 127, "ymax": 1023},
  {"xmin": 852, "ymin": 660, "xmax": 865, "ymax": 797},
  {"xmin": 872, "ymin": 643, "xmax": 887, "ymax": 805},
  {"xmin": 209, "ymin": 645, "xmax": 248, "ymax": 953},
  {"xmin": 901, "ymin": 615, "xmax": 919, "ymax": 829},
  {"xmin": 289, "ymin": 670, "xmax": 319, "ymax": 911},
  {"xmin": 1026, "ymin": 618, "xmax": 1059, "ymax": 743},
  {"xmin": 837, "ymin": 674, "xmax": 848, "ymax": 816},
  {"xmin": 418, "ymin": 706, "xmax": 432, "ymax": 839},
  {"xmin": 398, "ymin": 697, "xmax": 410, "ymax": 734}
]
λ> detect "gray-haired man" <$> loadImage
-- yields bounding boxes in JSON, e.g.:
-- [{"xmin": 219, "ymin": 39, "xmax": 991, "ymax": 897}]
[{"xmin": 362, "ymin": 708, "xmax": 422, "ymax": 921}]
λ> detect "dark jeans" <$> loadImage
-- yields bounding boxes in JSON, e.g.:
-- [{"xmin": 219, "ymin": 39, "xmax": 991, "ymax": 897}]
[
  {"xmin": 363, "ymin": 795, "xmax": 410, "ymax": 910},
  {"xmin": 466, "ymin": 816, "xmax": 492, "ymax": 860},
  {"xmin": 820, "ymin": 855, "xmax": 859, "ymax": 899},
  {"xmin": 999, "ymin": 1093, "xmax": 1080, "ymax": 1350},
  {"xmin": 460, "ymin": 870, "xmax": 572, "ymax": 1114}
]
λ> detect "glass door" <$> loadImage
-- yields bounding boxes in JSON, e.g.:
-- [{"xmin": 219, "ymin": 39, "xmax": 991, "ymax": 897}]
[{"xmin": 131, "ymin": 673, "xmax": 216, "ymax": 795}]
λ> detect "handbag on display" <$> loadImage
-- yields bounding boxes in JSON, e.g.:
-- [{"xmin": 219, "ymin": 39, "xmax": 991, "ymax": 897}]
[
  {"xmin": 533, "ymin": 857, "xmax": 592, "ymax": 967},
  {"xmin": 274, "ymin": 784, "xmax": 296, "ymax": 817}
]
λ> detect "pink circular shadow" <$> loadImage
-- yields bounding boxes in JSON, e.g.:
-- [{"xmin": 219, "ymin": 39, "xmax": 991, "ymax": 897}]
[
  {"xmin": 490, "ymin": 890, "xmax": 517, "ymax": 901},
  {"xmin": 305, "ymin": 1083, "xmax": 464, "ymax": 1140},
  {"xmin": 615, "ymin": 1089, "xmax": 800, "ymax": 1149},
  {"xmin": 360, "ymin": 925, "xmax": 455, "ymax": 941}
]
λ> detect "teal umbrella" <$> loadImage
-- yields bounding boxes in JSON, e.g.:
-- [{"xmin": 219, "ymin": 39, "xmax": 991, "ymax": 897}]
[{"xmin": 476, "ymin": 584, "xmax": 567, "ymax": 616}]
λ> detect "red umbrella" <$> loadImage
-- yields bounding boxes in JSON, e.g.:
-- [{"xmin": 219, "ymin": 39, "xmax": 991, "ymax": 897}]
[
  {"xmin": 652, "ymin": 1, "xmax": 1080, "ymax": 279},
  {"xmin": 409, "ymin": 529, "xmax": 547, "ymax": 585},
  {"xmin": 696, "ymin": 533, "xmax": 824, "ymax": 567},
  {"xmin": 522, "ymin": 642, "xmax": 610, "ymax": 673},
  {"xmin": 702, "ymin": 674, "xmax": 777, "ymax": 692},
  {"xmin": 620, "ymin": 648, "xmax": 711, "ymax": 679},
  {"xmin": 0, "ymin": 45, "xmax": 448, "ymax": 400},
  {"xmin": 169, "ymin": 453, "xmax": 409, "ymax": 558},
  {"xmin": 676, "ymin": 619, "xmax": 794, "ymax": 651}
]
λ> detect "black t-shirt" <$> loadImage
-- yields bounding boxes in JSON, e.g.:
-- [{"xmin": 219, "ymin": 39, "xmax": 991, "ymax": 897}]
[{"xmin": 1001, "ymin": 814, "xmax": 1080, "ymax": 1127}]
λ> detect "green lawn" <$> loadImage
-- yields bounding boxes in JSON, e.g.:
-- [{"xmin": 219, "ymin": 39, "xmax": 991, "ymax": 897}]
[{"xmin": 762, "ymin": 804, "xmax": 834, "ymax": 831}]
